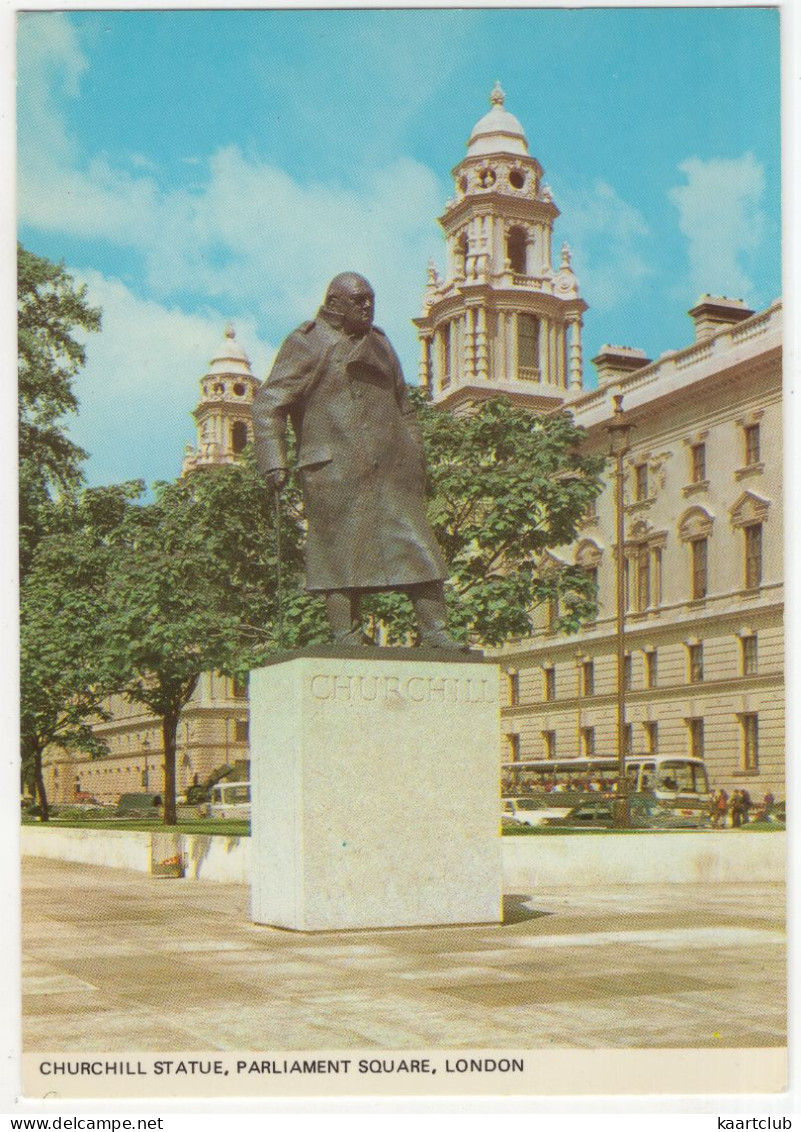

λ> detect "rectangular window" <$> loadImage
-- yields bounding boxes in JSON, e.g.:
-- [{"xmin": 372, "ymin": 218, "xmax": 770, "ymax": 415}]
[
  {"xmin": 624, "ymin": 723, "xmax": 633, "ymax": 755},
  {"xmin": 687, "ymin": 717, "xmax": 705, "ymax": 760},
  {"xmin": 542, "ymin": 730, "xmax": 556, "ymax": 760},
  {"xmin": 506, "ymin": 733, "xmax": 521, "ymax": 762},
  {"xmin": 634, "ymin": 463, "xmax": 649, "ymax": 502},
  {"xmin": 581, "ymin": 727, "xmax": 595, "ymax": 757},
  {"xmin": 691, "ymin": 442, "xmax": 706, "ymax": 483},
  {"xmin": 507, "ymin": 671, "xmax": 520, "ymax": 706},
  {"xmin": 651, "ymin": 546, "xmax": 663, "ymax": 608},
  {"xmin": 518, "ymin": 314, "xmax": 540, "ymax": 373},
  {"xmin": 234, "ymin": 720, "xmax": 249, "ymax": 743},
  {"xmin": 547, "ymin": 594, "xmax": 560, "ymax": 630},
  {"xmin": 636, "ymin": 547, "xmax": 650, "ymax": 612},
  {"xmin": 586, "ymin": 566, "xmax": 599, "ymax": 616},
  {"xmin": 688, "ymin": 643, "xmax": 704, "ymax": 683},
  {"xmin": 742, "ymin": 714, "xmax": 759, "ymax": 771},
  {"xmin": 643, "ymin": 721, "xmax": 659, "ymax": 754},
  {"xmin": 543, "ymin": 667, "xmax": 556, "ymax": 702},
  {"xmin": 744, "ymin": 423, "xmax": 761, "ymax": 466},
  {"xmin": 692, "ymin": 538, "xmax": 708, "ymax": 599},
  {"xmin": 623, "ymin": 653, "xmax": 633, "ymax": 691},
  {"xmin": 741, "ymin": 635, "xmax": 758, "ymax": 677},
  {"xmin": 441, "ymin": 323, "xmax": 451, "ymax": 387},
  {"xmin": 581, "ymin": 660, "xmax": 595, "ymax": 697},
  {"xmin": 232, "ymin": 674, "xmax": 248, "ymax": 699},
  {"xmin": 645, "ymin": 650, "xmax": 658, "ymax": 689},
  {"xmin": 745, "ymin": 524, "xmax": 762, "ymax": 589}
]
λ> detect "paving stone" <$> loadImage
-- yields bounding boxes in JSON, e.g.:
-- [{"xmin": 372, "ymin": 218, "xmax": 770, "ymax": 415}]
[{"xmin": 22, "ymin": 858, "xmax": 786, "ymax": 1053}]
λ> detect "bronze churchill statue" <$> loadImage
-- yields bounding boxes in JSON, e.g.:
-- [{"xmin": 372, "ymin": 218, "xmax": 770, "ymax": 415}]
[{"xmin": 252, "ymin": 272, "xmax": 460, "ymax": 648}]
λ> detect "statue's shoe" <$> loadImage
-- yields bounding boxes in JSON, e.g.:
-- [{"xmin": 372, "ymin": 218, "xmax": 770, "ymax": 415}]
[
  {"xmin": 419, "ymin": 630, "xmax": 470, "ymax": 651},
  {"xmin": 332, "ymin": 629, "xmax": 375, "ymax": 647}
]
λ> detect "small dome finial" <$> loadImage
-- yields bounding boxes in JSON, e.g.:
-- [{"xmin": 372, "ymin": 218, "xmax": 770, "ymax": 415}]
[
  {"xmin": 490, "ymin": 81, "xmax": 505, "ymax": 107},
  {"xmin": 224, "ymin": 322, "xmax": 235, "ymax": 339},
  {"xmin": 561, "ymin": 242, "xmax": 572, "ymax": 268}
]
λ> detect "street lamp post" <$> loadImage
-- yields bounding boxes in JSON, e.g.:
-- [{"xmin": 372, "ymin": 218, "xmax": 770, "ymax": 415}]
[
  {"xmin": 141, "ymin": 736, "xmax": 150, "ymax": 791},
  {"xmin": 607, "ymin": 394, "xmax": 633, "ymax": 829}
]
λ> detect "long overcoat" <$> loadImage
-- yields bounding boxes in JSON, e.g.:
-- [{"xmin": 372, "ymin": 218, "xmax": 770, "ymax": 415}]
[{"xmin": 252, "ymin": 311, "xmax": 447, "ymax": 592}]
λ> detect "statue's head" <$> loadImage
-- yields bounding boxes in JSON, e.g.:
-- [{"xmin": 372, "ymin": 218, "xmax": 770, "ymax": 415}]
[{"xmin": 325, "ymin": 272, "xmax": 375, "ymax": 336}]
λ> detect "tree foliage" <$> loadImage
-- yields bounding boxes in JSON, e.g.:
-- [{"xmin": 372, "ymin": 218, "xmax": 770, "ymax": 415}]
[
  {"xmin": 100, "ymin": 458, "xmax": 306, "ymax": 824},
  {"xmin": 18, "ymin": 243, "xmax": 101, "ymax": 577},
  {"xmin": 362, "ymin": 393, "xmax": 606, "ymax": 646},
  {"xmin": 20, "ymin": 483, "xmax": 140, "ymax": 819}
]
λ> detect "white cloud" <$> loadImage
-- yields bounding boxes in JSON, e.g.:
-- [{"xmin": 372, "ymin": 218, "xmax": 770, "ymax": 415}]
[
  {"xmin": 17, "ymin": 13, "xmax": 88, "ymax": 175},
  {"xmin": 668, "ymin": 153, "xmax": 765, "ymax": 301},
  {"xmin": 556, "ymin": 180, "xmax": 652, "ymax": 312},
  {"xmin": 17, "ymin": 20, "xmax": 445, "ymax": 379},
  {"xmin": 68, "ymin": 271, "xmax": 277, "ymax": 487},
  {"xmin": 19, "ymin": 141, "xmax": 445, "ymax": 381},
  {"xmin": 17, "ymin": 14, "xmax": 450, "ymax": 487}
]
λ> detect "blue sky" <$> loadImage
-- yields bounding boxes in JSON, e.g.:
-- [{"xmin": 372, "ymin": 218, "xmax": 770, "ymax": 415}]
[{"xmin": 17, "ymin": 7, "xmax": 781, "ymax": 489}]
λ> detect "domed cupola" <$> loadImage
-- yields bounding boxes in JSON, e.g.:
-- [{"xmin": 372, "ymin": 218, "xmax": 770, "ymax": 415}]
[
  {"xmin": 182, "ymin": 325, "xmax": 261, "ymax": 473},
  {"xmin": 413, "ymin": 85, "xmax": 587, "ymax": 414},
  {"xmin": 467, "ymin": 81, "xmax": 529, "ymax": 158}
]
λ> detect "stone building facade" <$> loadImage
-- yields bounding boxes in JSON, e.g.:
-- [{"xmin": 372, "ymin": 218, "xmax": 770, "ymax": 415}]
[
  {"xmin": 181, "ymin": 324, "xmax": 260, "ymax": 473},
  {"xmin": 492, "ymin": 299, "xmax": 784, "ymax": 799},
  {"xmin": 417, "ymin": 86, "xmax": 785, "ymax": 800},
  {"xmin": 46, "ymin": 674, "xmax": 251, "ymax": 805},
  {"xmin": 413, "ymin": 82, "xmax": 586, "ymax": 415}
]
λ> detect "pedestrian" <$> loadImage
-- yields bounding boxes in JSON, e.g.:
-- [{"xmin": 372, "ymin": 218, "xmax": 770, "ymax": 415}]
[
  {"xmin": 714, "ymin": 789, "xmax": 729, "ymax": 828},
  {"xmin": 730, "ymin": 790, "xmax": 745, "ymax": 828},
  {"xmin": 740, "ymin": 788, "xmax": 752, "ymax": 824}
]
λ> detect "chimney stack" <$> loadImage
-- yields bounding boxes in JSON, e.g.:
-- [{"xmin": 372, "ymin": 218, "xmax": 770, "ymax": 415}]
[
  {"xmin": 591, "ymin": 345, "xmax": 652, "ymax": 385},
  {"xmin": 688, "ymin": 295, "xmax": 755, "ymax": 342}
]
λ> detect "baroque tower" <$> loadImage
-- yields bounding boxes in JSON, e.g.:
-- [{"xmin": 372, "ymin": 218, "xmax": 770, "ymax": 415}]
[
  {"xmin": 182, "ymin": 325, "xmax": 260, "ymax": 474},
  {"xmin": 414, "ymin": 83, "xmax": 586, "ymax": 412}
]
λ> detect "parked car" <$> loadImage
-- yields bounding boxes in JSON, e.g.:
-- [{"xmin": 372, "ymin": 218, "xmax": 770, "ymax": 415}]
[
  {"xmin": 205, "ymin": 781, "xmax": 250, "ymax": 820},
  {"xmin": 115, "ymin": 792, "xmax": 163, "ymax": 818},
  {"xmin": 532, "ymin": 795, "xmax": 711, "ymax": 830},
  {"xmin": 501, "ymin": 796, "xmax": 575, "ymax": 828}
]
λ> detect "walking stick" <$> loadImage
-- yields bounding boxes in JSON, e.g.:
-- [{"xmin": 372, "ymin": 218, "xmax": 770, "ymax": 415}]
[{"xmin": 273, "ymin": 481, "xmax": 284, "ymax": 651}]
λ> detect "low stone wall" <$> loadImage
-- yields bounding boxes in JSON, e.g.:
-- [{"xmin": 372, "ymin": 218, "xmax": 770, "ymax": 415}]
[
  {"xmin": 502, "ymin": 830, "xmax": 786, "ymax": 888},
  {"xmin": 20, "ymin": 825, "xmax": 251, "ymax": 883},
  {"xmin": 22, "ymin": 825, "xmax": 785, "ymax": 888}
]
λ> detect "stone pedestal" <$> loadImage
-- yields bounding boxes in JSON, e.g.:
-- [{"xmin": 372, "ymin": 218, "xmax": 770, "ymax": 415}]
[{"xmin": 249, "ymin": 651, "xmax": 502, "ymax": 931}]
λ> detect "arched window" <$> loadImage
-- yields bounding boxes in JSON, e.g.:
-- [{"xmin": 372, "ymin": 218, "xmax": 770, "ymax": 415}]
[
  {"xmin": 507, "ymin": 227, "xmax": 528, "ymax": 274},
  {"xmin": 232, "ymin": 420, "xmax": 249, "ymax": 454}
]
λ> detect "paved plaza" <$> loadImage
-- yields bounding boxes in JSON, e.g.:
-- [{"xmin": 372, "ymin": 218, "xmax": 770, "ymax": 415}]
[{"xmin": 23, "ymin": 857, "xmax": 785, "ymax": 1052}]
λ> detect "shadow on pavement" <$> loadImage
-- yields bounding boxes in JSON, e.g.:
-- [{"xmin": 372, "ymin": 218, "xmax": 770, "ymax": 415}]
[{"xmin": 502, "ymin": 893, "xmax": 553, "ymax": 924}]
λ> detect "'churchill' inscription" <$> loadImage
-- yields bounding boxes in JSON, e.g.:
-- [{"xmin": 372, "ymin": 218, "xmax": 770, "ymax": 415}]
[{"xmin": 309, "ymin": 672, "xmax": 496, "ymax": 705}]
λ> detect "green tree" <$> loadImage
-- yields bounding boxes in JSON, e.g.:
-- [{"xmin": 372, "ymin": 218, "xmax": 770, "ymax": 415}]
[
  {"xmin": 20, "ymin": 483, "xmax": 140, "ymax": 820},
  {"xmin": 101, "ymin": 458, "xmax": 305, "ymax": 825},
  {"xmin": 18, "ymin": 243, "xmax": 101, "ymax": 577},
  {"xmin": 362, "ymin": 394, "xmax": 605, "ymax": 646}
]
